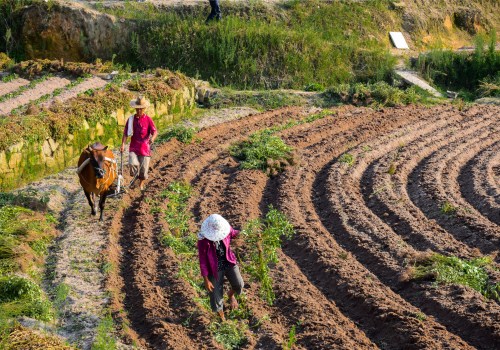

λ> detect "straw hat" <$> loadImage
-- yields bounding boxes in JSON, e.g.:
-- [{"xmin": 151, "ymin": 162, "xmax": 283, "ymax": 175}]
[
  {"xmin": 130, "ymin": 96, "xmax": 150, "ymax": 109},
  {"xmin": 199, "ymin": 214, "xmax": 231, "ymax": 241}
]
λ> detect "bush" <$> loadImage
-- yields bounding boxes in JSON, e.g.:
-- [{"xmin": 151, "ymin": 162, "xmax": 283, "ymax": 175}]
[{"xmin": 415, "ymin": 33, "xmax": 500, "ymax": 98}]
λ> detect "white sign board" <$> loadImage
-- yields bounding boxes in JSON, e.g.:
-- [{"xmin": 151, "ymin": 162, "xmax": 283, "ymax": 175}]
[{"xmin": 389, "ymin": 32, "xmax": 409, "ymax": 49}]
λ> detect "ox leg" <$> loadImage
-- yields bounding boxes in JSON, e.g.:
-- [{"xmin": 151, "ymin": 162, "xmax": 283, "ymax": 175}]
[
  {"xmin": 84, "ymin": 190, "xmax": 97, "ymax": 216},
  {"xmin": 98, "ymin": 193, "xmax": 108, "ymax": 221}
]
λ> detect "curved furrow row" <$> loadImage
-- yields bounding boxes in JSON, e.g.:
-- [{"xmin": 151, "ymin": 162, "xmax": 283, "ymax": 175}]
[
  {"xmin": 407, "ymin": 116, "xmax": 500, "ymax": 255},
  {"xmin": 459, "ymin": 141, "xmax": 500, "ymax": 225},
  {"xmin": 320, "ymin": 108, "xmax": 500, "ymax": 348},
  {"xmin": 363, "ymin": 108, "xmax": 499, "ymax": 258},
  {"xmin": 274, "ymin": 106, "xmax": 473, "ymax": 349},
  {"xmin": 188, "ymin": 151, "xmax": 377, "ymax": 349},
  {"xmin": 117, "ymin": 108, "xmax": 314, "ymax": 349},
  {"xmin": 119, "ymin": 140, "xmax": 219, "ymax": 349}
]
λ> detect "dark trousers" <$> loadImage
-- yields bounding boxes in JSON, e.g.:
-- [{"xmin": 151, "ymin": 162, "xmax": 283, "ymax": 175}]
[
  {"xmin": 206, "ymin": 0, "xmax": 221, "ymax": 22},
  {"xmin": 208, "ymin": 265, "xmax": 244, "ymax": 312}
]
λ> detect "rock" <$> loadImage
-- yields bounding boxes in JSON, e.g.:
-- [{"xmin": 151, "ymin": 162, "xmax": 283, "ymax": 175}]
[
  {"xmin": 8, "ymin": 152, "xmax": 22, "ymax": 169},
  {"xmin": 95, "ymin": 122, "xmax": 104, "ymax": 136},
  {"xmin": 19, "ymin": 2, "xmax": 133, "ymax": 61},
  {"xmin": 42, "ymin": 139, "xmax": 52, "ymax": 157},
  {"xmin": 8, "ymin": 141, "xmax": 24, "ymax": 153},
  {"xmin": 0, "ymin": 152, "xmax": 8, "ymax": 173},
  {"xmin": 48, "ymin": 138, "xmax": 59, "ymax": 152}
]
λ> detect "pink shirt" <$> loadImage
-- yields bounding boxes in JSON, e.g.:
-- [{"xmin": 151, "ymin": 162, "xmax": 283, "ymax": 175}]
[
  {"xmin": 198, "ymin": 228, "xmax": 239, "ymax": 280},
  {"xmin": 124, "ymin": 114, "xmax": 157, "ymax": 157}
]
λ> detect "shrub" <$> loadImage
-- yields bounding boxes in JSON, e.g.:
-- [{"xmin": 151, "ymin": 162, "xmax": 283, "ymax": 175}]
[
  {"xmin": 230, "ymin": 129, "xmax": 295, "ymax": 175},
  {"xmin": 415, "ymin": 33, "xmax": 500, "ymax": 98},
  {"xmin": 242, "ymin": 206, "xmax": 294, "ymax": 305},
  {"xmin": 0, "ymin": 275, "xmax": 53, "ymax": 321}
]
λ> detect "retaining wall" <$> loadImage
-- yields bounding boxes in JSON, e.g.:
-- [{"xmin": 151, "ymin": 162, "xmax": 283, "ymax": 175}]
[{"xmin": 0, "ymin": 86, "xmax": 196, "ymax": 190}]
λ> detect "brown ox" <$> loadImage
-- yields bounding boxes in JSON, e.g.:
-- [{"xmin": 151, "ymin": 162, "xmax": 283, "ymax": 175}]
[{"xmin": 77, "ymin": 142, "xmax": 117, "ymax": 221}]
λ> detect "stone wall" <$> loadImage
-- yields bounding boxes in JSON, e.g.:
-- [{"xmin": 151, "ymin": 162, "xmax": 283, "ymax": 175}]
[{"xmin": 0, "ymin": 86, "xmax": 196, "ymax": 191}]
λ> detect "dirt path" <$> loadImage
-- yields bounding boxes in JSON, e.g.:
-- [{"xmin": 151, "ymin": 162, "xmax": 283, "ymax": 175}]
[{"xmin": 112, "ymin": 104, "xmax": 500, "ymax": 349}]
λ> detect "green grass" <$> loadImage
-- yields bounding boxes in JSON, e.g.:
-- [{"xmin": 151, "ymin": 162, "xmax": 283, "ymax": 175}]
[
  {"xmin": 440, "ymin": 201, "xmax": 458, "ymax": 216},
  {"xmin": 0, "ymin": 275, "xmax": 53, "ymax": 321},
  {"xmin": 85, "ymin": 0, "xmax": 397, "ymax": 89},
  {"xmin": 0, "ymin": 73, "xmax": 51, "ymax": 104},
  {"xmin": 242, "ymin": 206, "xmax": 295, "ymax": 305},
  {"xmin": 209, "ymin": 319, "xmax": 248, "ymax": 350},
  {"xmin": 283, "ymin": 324, "xmax": 297, "ymax": 350},
  {"xmin": 338, "ymin": 153, "xmax": 355, "ymax": 167},
  {"xmin": 416, "ymin": 33, "xmax": 500, "ymax": 99},
  {"xmin": 412, "ymin": 253, "xmax": 500, "ymax": 301},
  {"xmin": 158, "ymin": 125, "xmax": 197, "ymax": 144},
  {"xmin": 91, "ymin": 314, "xmax": 117, "ymax": 350},
  {"xmin": 230, "ymin": 129, "xmax": 294, "ymax": 174}
]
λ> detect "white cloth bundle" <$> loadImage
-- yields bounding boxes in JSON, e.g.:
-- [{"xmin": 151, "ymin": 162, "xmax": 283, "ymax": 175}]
[{"xmin": 126, "ymin": 116, "xmax": 134, "ymax": 136}]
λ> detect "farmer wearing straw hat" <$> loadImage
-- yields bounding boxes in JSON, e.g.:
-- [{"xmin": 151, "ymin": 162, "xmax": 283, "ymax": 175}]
[
  {"xmin": 120, "ymin": 96, "xmax": 158, "ymax": 191},
  {"xmin": 198, "ymin": 214, "xmax": 244, "ymax": 321}
]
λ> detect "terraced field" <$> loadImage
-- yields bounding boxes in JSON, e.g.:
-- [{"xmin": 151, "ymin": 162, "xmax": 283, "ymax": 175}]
[
  {"xmin": 113, "ymin": 104, "xmax": 500, "ymax": 349},
  {"xmin": 0, "ymin": 74, "xmax": 107, "ymax": 115}
]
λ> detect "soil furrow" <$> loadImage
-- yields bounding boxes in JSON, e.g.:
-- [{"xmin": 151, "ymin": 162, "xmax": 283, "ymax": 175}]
[
  {"xmin": 362, "ymin": 108, "xmax": 499, "ymax": 259},
  {"xmin": 0, "ymin": 76, "xmax": 71, "ymax": 115},
  {"xmin": 274, "ymin": 106, "xmax": 473, "ymax": 349},
  {"xmin": 459, "ymin": 141, "xmax": 500, "ymax": 225},
  {"xmin": 0, "ymin": 77, "xmax": 30, "ymax": 97},
  {"xmin": 117, "ymin": 107, "xmax": 310, "ymax": 348},
  {"xmin": 407, "ymin": 122, "xmax": 500, "ymax": 255},
  {"xmin": 40, "ymin": 76, "xmax": 108, "ymax": 108},
  {"xmin": 318, "ymin": 109, "xmax": 500, "ymax": 348},
  {"xmin": 189, "ymin": 151, "xmax": 377, "ymax": 349}
]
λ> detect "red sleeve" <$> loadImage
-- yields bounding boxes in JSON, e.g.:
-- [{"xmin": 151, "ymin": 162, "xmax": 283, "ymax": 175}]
[
  {"xmin": 149, "ymin": 116, "xmax": 157, "ymax": 135},
  {"xmin": 197, "ymin": 239, "xmax": 209, "ymax": 277}
]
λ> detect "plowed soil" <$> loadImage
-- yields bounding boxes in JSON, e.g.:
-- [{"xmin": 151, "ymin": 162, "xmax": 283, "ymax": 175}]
[{"xmin": 112, "ymin": 104, "xmax": 500, "ymax": 350}]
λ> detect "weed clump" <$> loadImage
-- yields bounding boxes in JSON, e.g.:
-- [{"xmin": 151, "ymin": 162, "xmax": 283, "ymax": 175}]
[
  {"xmin": 230, "ymin": 130, "xmax": 296, "ymax": 176},
  {"xmin": 158, "ymin": 125, "xmax": 197, "ymax": 144},
  {"xmin": 410, "ymin": 253, "xmax": 500, "ymax": 301},
  {"xmin": 11, "ymin": 58, "xmax": 113, "ymax": 79},
  {"xmin": 440, "ymin": 201, "xmax": 458, "ymax": 216},
  {"xmin": 338, "ymin": 153, "xmax": 355, "ymax": 167},
  {"xmin": 242, "ymin": 206, "xmax": 295, "ymax": 305},
  {"xmin": 209, "ymin": 320, "xmax": 248, "ymax": 350}
]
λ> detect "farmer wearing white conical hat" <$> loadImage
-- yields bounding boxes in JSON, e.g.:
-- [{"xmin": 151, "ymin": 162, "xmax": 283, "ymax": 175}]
[
  {"xmin": 120, "ymin": 96, "xmax": 158, "ymax": 191},
  {"xmin": 197, "ymin": 214, "xmax": 244, "ymax": 321}
]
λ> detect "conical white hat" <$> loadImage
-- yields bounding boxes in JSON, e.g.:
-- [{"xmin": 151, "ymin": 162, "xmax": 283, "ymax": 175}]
[{"xmin": 199, "ymin": 214, "xmax": 230, "ymax": 241}]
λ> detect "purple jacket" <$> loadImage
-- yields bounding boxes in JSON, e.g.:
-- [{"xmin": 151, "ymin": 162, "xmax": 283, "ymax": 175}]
[{"xmin": 198, "ymin": 227, "xmax": 239, "ymax": 280}]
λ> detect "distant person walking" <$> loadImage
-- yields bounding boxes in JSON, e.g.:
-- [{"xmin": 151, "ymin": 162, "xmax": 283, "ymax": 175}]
[{"xmin": 206, "ymin": 0, "xmax": 221, "ymax": 23}]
